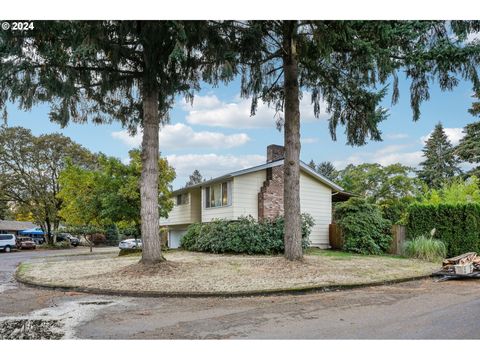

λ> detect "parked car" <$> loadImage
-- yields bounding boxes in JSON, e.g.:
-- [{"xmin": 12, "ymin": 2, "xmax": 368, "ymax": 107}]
[
  {"xmin": 56, "ymin": 233, "xmax": 80, "ymax": 247},
  {"xmin": 0, "ymin": 234, "xmax": 17, "ymax": 253},
  {"xmin": 119, "ymin": 238, "xmax": 142, "ymax": 250},
  {"xmin": 32, "ymin": 237, "xmax": 45, "ymax": 245},
  {"xmin": 16, "ymin": 236, "xmax": 36, "ymax": 250}
]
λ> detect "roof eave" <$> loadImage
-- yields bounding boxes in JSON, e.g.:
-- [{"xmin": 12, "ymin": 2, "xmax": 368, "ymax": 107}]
[{"xmin": 169, "ymin": 158, "xmax": 344, "ymax": 195}]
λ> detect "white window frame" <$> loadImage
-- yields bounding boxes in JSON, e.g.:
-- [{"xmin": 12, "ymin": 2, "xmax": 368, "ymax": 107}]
[{"xmin": 204, "ymin": 181, "xmax": 232, "ymax": 209}]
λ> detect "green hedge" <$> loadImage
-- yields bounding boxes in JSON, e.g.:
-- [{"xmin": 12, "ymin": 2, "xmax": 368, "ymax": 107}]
[
  {"xmin": 180, "ymin": 214, "xmax": 315, "ymax": 255},
  {"xmin": 407, "ymin": 203, "xmax": 480, "ymax": 257}
]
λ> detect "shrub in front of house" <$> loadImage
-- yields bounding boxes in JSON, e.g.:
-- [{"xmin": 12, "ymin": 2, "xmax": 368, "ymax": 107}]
[
  {"xmin": 180, "ymin": 214, "xmax": 314, "ymax": 255},
  {"xmin": 334, "ymin": 197, "xmax": 392, "ymax": 255},
  {"xmin": 407, "ymin": 203, "xmax": 480, "ymax": 257}
]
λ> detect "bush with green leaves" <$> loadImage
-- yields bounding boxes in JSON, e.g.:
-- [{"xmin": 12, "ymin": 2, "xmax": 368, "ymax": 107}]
[
  {"xmin": 407, "ymin": 203, "xmax": 480, "ymax": 256},
  {"xmin": 38, "ymin": 241, "xmax": 71, "ymax": 250},
  {"xmin": 418, "ymin": 176, "xmax": 480, "ymax": 205},
  {"xmin": 180, "ymin": 214, "xmax": 314, "ymax": 255},
  {"xmin": 334, "ymin": 197, "xmax": 392, "ymax": 255},
  {"xmin": 403, "ymin": 234, "xmax": 447, "ymax": 262}
]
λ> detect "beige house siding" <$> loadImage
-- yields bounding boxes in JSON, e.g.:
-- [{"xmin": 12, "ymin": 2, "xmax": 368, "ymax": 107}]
[
  {"xmin": 161, "ymin": 167, "xmax": 334, "ymax": 249},
  {"xmin": 300, "ymin": 171, "xmax": 332, "ymax": 248},
  {"xmin": 189, "ymin": 189, "xmax": 201, "ymax": 222},
  {"xmin": 160, "ymin": 190, "xmax": 201, "ymax": 226},
  {"xmin": 233, "ymin": 170, "xmax": 266, "ymax": 219},
  {"xmin": 201, "ymin": 182, "xmax": 235, "ymax": 222}
]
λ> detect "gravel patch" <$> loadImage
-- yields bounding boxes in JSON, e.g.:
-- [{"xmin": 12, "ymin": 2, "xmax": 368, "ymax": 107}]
[
  {"xmin": 18, "ymin": 251, "xmax": 440, "ymax": 294},
  {"xmin": 0, "ymin": 296, "xmax": 125, "ymax": 339}
]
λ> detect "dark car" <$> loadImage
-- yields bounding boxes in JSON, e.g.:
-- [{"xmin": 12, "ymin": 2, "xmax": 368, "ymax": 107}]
[
  {"xmin": 56, "ymin": 233, "xmax": 80, "ymax": 247},
  {"xmin": 16, "ymin": 236, "xmax": 36, "ymax": 250}
]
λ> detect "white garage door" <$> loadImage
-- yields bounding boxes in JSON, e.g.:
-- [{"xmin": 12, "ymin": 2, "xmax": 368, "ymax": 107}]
[{"xmin": 169, "ymin": 230, "xmax": 187, "ymax": 249}]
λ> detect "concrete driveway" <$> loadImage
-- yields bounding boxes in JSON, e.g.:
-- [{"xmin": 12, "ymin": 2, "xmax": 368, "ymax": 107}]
[{"xmin": 1, "ymin": 248, "xmax": 480, "ymax": 339}]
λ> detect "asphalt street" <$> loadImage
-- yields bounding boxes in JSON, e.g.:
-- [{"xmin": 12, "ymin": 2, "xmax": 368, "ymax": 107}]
[{"xmin": 1, "ymin": 248, "xmax": 480, "ymax": 339}]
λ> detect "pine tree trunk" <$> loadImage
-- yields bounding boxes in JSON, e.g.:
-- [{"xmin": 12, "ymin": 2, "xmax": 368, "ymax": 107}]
[
  {"xmin": 282, "ymin": 21, "xmax": 303, "ymax": 261},
  {"xmin": 140, "ymin": 87, "xmax": 164, "ymax": 264}
]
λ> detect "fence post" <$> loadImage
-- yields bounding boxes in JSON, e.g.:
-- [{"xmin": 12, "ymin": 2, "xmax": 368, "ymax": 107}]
[{"xmin": 390, "ymin": 224, "xmax": 406, "ymax": 255}]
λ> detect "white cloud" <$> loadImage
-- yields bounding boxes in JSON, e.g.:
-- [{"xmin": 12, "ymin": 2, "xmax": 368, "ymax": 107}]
[
  {"xmin": 166, "ymin": 153, "xmax": 266, "ymax": 180},
  {"xmin": 111, "ymin": 130, "xmax": 140, "ymax": 147},
  {"xmin": 333, "ymin": 126, "xmax": 469, "ymax": 170},
  {"xmin": 372, "ymin": 151, "xmax": 424, "ymax": 168},
  {"xmin": 183, "ymin": 93, "xmax": 329, "ymax": 129},
  {"xmin": 420, "ymin": 127, "xmax": 464, "ymax": 146},
  {"xmin": 181, "ymin": 94, "xmax": 222, "ymax": 110},
  {"xmin": 333, "ymin": 144, "xmax": 423, "ymax": 169},
  {"xmin": 112, "ymin": 123, "xmax": 250, "ymax": 150},
  {"xmin": 302, "ymin": 137, "xmax": 318, "ymax": 144}
]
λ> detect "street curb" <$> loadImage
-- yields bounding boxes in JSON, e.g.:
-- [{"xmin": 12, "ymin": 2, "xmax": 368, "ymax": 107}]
[{"xmin": 14, "ymin": 265, "xmax": 434, "ymax": 298}]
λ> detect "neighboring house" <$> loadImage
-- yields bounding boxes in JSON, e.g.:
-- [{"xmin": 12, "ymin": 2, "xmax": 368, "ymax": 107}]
[
  {"xmin": 160, "ymin": 145, "xmax": 350, "ymax": 249},
  {"xmin": 0, "ymin": 220, "xmax": 37, "ymax": 235}
]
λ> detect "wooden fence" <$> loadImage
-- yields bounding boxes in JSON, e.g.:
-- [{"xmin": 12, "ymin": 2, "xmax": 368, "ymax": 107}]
[
  {"xmin": 328, "ymin": 223, "xmax": 406, "ymax": 255},
  {"xmin": 329, "ymin": 224, "xmax": 344, "ymax": 250}
]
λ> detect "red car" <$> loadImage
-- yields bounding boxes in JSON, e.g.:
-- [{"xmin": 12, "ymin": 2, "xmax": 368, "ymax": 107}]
[{"xmin": 16, "ymin": 237, "xmax": 37, "ymax": 250}]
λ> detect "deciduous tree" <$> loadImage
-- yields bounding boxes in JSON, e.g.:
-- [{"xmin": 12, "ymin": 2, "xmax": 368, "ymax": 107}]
[
  {"xmin": 0, "ymin": 127, "xmax": 94, "ymax": 243},
  {"xmin": 337, "ymin": 162, "xmax": 420, "ymax": 223},
  {"xmin": 58, "ymin": 149, "xmax": 175, "ymax": 240}
]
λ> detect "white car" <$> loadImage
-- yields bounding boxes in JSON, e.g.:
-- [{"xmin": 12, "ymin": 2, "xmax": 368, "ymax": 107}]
[
  {"xmin": 118, "ymin": 238, "xmax": 142, "ymax": 250},
  {"xmin": 0, "ymin": 234, "xmax": 17, "ymax": 253}
]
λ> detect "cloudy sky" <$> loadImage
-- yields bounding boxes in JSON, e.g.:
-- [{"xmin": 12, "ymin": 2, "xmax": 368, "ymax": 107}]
[{"xmin": 5, "ymin": 70, "xmax": 478, "ymax": 189}]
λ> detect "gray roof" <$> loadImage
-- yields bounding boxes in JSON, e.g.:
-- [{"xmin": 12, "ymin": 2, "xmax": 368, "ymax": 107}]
[
  {"xmin": 0, "ymin": 220, "xmax": 37, "ymax": 231},
  {"xmin": 172, "ymin": 159, "xmax": 343, "ymax": 195}
]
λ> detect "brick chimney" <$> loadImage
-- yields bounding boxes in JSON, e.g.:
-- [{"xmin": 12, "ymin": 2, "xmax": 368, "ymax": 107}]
[
  {"xmin": 266, "ymin": 144, "xmax": 285, "ymax": 163},
  {"xmin": 258, "ymin": 145, "xmax": 285, "ymax": 220}
]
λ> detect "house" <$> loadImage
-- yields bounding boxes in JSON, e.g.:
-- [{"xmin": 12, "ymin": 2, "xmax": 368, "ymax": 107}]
[
  {"xmin": 0, "ymin": 220, "xmax": 37, "ymax": 235},
  {"xmin": 160, "ymin": 144, "xmax": 349, "ymax": 249}
]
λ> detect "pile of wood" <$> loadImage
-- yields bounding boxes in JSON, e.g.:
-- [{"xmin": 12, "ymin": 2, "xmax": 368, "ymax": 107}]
[{"xmin": 442, "ymin": 252, "xmax": 480, "ymax": 272}]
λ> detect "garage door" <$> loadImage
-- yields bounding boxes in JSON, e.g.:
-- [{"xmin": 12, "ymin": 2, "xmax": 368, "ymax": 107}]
[{"xmin": 169, "ymin": 230, "xmax": 187, "ymax": 249}]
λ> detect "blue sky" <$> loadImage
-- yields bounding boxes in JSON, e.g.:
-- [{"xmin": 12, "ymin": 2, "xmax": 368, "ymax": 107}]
[{"xmin": 5, "ymin": 73, "xmax": 478, "ymax": 189}]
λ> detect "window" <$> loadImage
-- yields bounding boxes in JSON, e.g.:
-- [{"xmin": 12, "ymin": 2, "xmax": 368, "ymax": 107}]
[
  {"xmin": 205, "ymin": 182, "xmax": 230, "ymax": 208},
  {"xmin": 176, "ymin": 193, "xmax": 189, "ymax": 206}
]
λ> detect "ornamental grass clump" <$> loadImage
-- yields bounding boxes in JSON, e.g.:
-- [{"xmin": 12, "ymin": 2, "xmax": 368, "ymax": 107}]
[{"xmin": 403, "ymin": 233, "xmax": 447, "ymax": 262}]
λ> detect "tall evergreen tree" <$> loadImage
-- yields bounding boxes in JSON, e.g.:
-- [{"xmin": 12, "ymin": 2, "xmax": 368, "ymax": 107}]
[
  {"xmin": 469, "ymin": 90, "xmax": 480, "ymax": 117},
  {"xmin": 227, "ymin": 20, "xmax": 480, "ymax": 260},
  {"xmin": 316, "ymin": 161, "xmax": 338, "ymax": 181},
  {"xmin": 0, "ymin": 21, "xmax": 229, "ymax": 264},
  {"xmin": 458, "ymin": 91, "xmax": 480, "ymax": 176},
  {"xmin": 456, "ymin": 121, "xmax": 480, "ymax": 177},
  {"xmin": 185, "ymin": 169, "xmax": 204, "ymax": 187},
  {"xmin": 417, "ymin": 123, "xmax": 461, "ymax": 188}
]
